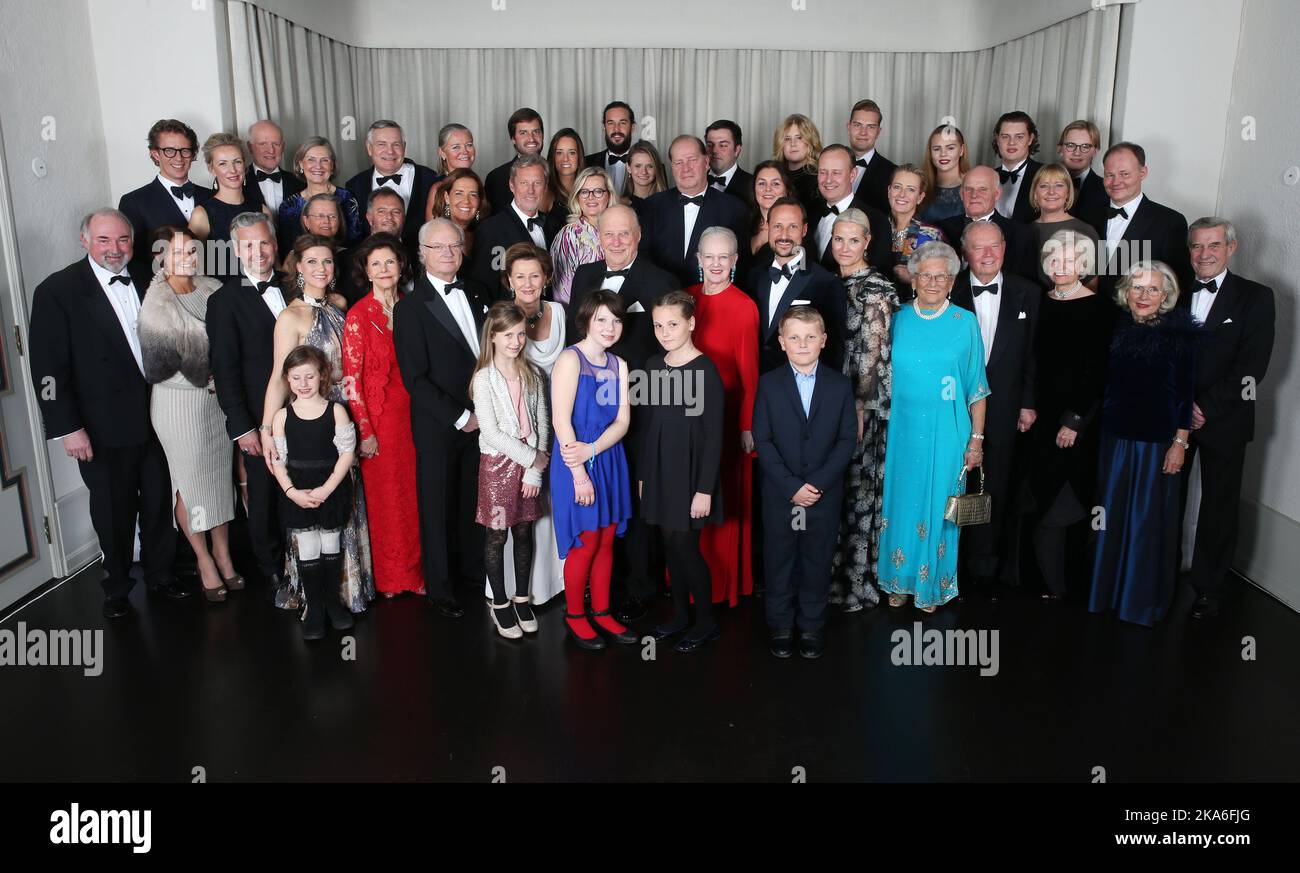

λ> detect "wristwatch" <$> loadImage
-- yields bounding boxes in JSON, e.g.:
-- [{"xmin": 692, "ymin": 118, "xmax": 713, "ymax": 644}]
[{"xmin": 1173, "ymin": 436, "xmax": 1190, "ymax": 449}]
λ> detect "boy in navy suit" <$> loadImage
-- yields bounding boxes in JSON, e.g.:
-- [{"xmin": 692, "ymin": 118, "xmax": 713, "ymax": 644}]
[{"xmin": 752, "ymin": 306, "xmax": 856, "ymax": 659}]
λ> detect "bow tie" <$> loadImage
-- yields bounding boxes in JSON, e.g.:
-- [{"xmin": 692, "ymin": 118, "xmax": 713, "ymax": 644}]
[
  {"xmin": 826, "ymin": 203, "xmax": 842, "ymax": 215},
  {"xmin": 376, "ymin": 173, "xmax": 402, "ymax": 186},
  {"xmin": 603, "ymin": 268, "xmax": 631, "ymax": 280},
  {"xmin": 997, "ymin": 166, "xmax": 1022, "ymax": 185},
  {"xmin": 607, "ymin": 153, "xmax": 629, "ymax": 164},
  {"xmin": 169, "ymin": 182, "xmax": 195, "ymax": 199},
  {"xmin": 440, "ymin": 279, "xmax": 464, "ymax": 295},
  {"xmin": 255, "ymin": 279, "xmax": 277, "ymax": 294},
  {"xmin": 108, "ymin": 274, "xmax": 132, "ymax": 287},
  {"xmin": 1106, "ymin": 205, "xmax": 1129, "ymax": 220},
  {"xmin": 972, "ymin": 283, "xmax": 999, "ymax": 297},
  {"xmin": 708, "ymin": 174, "xmax": 728, "ymax": 187},
  {"xmin": 254, "ymin": 169, "xmax": 283, "ymax": 183},
  {"xmin": 1193, "ymin": 279, "xmax": 1218, "ymax": 293},
  {"xmin": 854, "ymin": 157, "xmax": 869, "ymax": 168},
  {"xmin": 769, "ymin": 264, "xmax": 793, "ymax": 283},
  {"xmin": 679, "ymin": 194, "xmax": 704, "ymax": 207},
  {"xmin": 524, "ymin": 215, "xmax": 543, "ymax": 231}
]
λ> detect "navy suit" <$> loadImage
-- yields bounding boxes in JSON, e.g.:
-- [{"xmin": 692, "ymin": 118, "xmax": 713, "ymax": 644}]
[
  {"xmin": 752, "ymin": 363, "xmax": 857, "ymax": 633},
  {"xmin": 742, "ymin": 252, "xmax": 847, "ymax": 374},
  {"xmin": 467, "ymin": 204, "xmax": 563, "ymax": 292},
  {"xmin": 118, "ymin": 177, "xmax": 213, "ymax": 269},
  {"xmin": 639, "ymin": 186, "xmax": 750, "ymax": 286}
]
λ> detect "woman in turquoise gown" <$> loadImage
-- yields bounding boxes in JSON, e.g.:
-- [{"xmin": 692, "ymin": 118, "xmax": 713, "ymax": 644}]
[{"xmin": 877, "ymin": 241, "xmax": 989, "ymax": 613}]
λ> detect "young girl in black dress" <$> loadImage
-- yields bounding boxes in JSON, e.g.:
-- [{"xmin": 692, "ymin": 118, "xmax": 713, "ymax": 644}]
[
  {"xmin": 641, "ymin": 291, "xmax": 725, "ymax": 653},
  {"xmin": 270, "ymin": 345, "xmax": 358, "ymax": 641}
]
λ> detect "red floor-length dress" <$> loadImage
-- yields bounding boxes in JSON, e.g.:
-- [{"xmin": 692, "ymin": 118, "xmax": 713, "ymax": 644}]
[
  {"xmin": 343, "ymin": 294, "xmax": 424, "ymax": 594},
  {"xmin": 686, "ymin": 283, "xmax": 758, "ymax": 605}
]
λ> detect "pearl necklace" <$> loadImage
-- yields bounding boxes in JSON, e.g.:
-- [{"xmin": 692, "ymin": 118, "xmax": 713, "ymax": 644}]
[
  {"xmin": 1049, "ymin": 281, "xmax": 1084, "ymax": 301},
  {"xmin": 912, "ymin": 299, "xmax": 950, "ymax": 320}
]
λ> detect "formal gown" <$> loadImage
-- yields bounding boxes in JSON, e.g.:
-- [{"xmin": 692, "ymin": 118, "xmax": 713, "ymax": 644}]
[
  {"xmin": 890, "ymin": 218, "xmax": 945, "ymax": 279},
  {"xmin": 342, "ymin": 294, "xmax": 423, "ymax": 595},
  {"xmin": 877, "ymin": 303, "xmax": 989, "ymax": 608},
  {"xmin": 549, "ymin": 219, "xmax": 603, "ymax": 304},
  {"xmin": 686, "ymin": 283, "xmax": 759, "ymax": 604},
  {"xmin": 278, "ymin": 188, "xmax": 364, "ymax": 248},
  {"xmin": 198, "ymin": 196, "xmax": 255, "ymax": 280},
  {"xmin": 550, "ymin": 346, "xmax": 633, "ymax": 558},
  {"xmin": 1090, "ymin": 308, "xmax": 1197, "ymax": 626},
  {"xmin": 918, "ymin": 185, "xmax": 964, "ymax": 224},
  {"xmin": 830, "ymin": 267, "xmax": 899, "ymax": 610}
]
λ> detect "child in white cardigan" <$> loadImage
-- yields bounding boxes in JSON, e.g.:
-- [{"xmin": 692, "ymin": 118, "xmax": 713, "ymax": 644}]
[{"xmin": 471, "ymin": 302, "xmax": 551, "ymax": 639}]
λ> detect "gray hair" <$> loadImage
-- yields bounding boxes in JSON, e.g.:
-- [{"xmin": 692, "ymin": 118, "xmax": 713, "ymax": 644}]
[
  {"xmin": 960, "ymin": 218, "xmax": 1005, "ymax": 250},
  {"xmin": 80, "ymin": 208, "xmax": 133, "ymax": 239},
  {"xmin": 698, "ymin": 225, "xmax": 738, "ymax": 255},
  {"xmin": 509, "ymin": 153, "xmax": 549, "ymax": 183},
  {"xmin": 366, "ymin": 119, "xmax": 404, "ymax": 146},
  {"xmin": 229, "ymin": 211, "xmax": 273, "ymax": 234},
  {"xmin": 831, "ymin": 207, "xmax": 872, "ymax": 239},
  {"xmin": 1116, "ymin": 259, "xmax": 1181, "ymax": 313},
  {"xmin": 908, "ymin": 240, "xmax": 960, "ymax": 277},
  {"xmin": 597, "ymin": 203, "xmax": 640, "ymax": 234},
  {"xmin": 419, "ymin": 217, "xmax": 466, "ymax": 247},
  {"xmin": 566, "ymin": 166, "xmax": 617, "ymax": 224},
  {"xmin": 1041, "ymin": 227, "xmax": 1096, "ymax": 276},
  {"xmin": 1189, "ymin": 215, "xmax": 1237, "ymax": 246},
  {"xmin": 292, "ymin": 136, "xmax": 337, "ymax": 181}
]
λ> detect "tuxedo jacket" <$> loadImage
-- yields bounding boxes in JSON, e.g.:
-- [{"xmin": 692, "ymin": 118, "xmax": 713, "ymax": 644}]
[
  {"xmin": 483, "ymin": 160, "xmax": 515, "ymax": 215},
  {"xmin": 118, "ymin": 177, "xmax": 214, "ymax": 269},
  {"xmin": 752, "ymin": 362, "xmax": 857, "ymax": 508},
  {"xmin": 392, "ymin": 273, "xmax": 491, "ymax": 450},
  {"xmin": 1068, "ymin": 167, "xmax": 1108, "ymax": 234},
  {"xmin": 206, "ymin": 271, "xmax": 292, "ymax": 440},
  {"xmin": 344, "ymin": 159, "xmax": 439, "ymax": 251},
  {"xmin": 29, "ymin": 259, "xmax": 155, "ymax": 447},
  {"xmin": 1002, "ymin": 157, "xmax": 1043, "ymax": 224},
  {"xmin": 950, "ymin": 269, "xmax": 1041, "ymax": 440},
  {"xmin": 242, "ymin": 166, "xmax": 305, "ymax": 211},
  {"xmin": 1094, "ymin": 194, "xmax": 1192, "ymax": 300},
  {"xmin": 1192, "ymin": 271, "xmax": 1275, "ymax": 449},
  {"xmin": 808, "ymin": 195, "xmax": 893, "ymax": 276},
  {"xmin": 718, "ymin": 166, "xmax": 755, "ymax": 207},
  {"xmin": 566, "ymin": 257, "xmax": 680, "ymax": 371},
  {"xmin": 937, "ymin": 211, "xmax": 1039, "ymax": 285},
  {"xmin": 742, "ymin": 252, "xmax": 847, "ymax": 374},
  {"xmin": 467, "ymin": 205, "xmax": 564, "ymax": 291},
  {"xmin": 639, "ymin": 186, "xmax": 751, "ymax": 286},
  {"xmin": 853, "ymin": 152, "xmax": 898, "ymax": 216}
]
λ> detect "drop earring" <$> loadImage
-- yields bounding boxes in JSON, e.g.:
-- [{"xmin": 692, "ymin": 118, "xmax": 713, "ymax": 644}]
[
  {"xmin": 697, "ymin": 265, "xmax": 704, "ymax": 283},
  {"xmin": 730, "ymin": 265, "xmax": 736, "ymax": 283}
]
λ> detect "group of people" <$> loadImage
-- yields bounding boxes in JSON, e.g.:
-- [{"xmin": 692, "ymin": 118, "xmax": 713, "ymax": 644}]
[{"xmin": 28, "ymin": 98, "xmax": 1275, "ymax": 659}]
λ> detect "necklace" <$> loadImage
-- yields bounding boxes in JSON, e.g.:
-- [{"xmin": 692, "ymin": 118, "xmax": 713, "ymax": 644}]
[
  {"xmin": 376, "ymin": 294, "xmax": 396, "ymax": 319},
  {"xmin": 912, "ymin": 299, "xmax": 950, "ymax": 320},
  {"xmin": 523, "ymin": 305, "xmax": 543, "ymax": 328},
  {"xmin": 1049, "ymin": 280, "xmax": 1083, "ymax": 300}
]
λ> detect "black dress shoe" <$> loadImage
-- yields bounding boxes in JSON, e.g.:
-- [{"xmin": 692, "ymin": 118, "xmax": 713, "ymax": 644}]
[
  {"xmin": 798, "ymin": 632, "xmax": 824, "ymax": 659},
  {"xmin": 1191, "ymin": 594, "xmax": 1220, "ymax": 620},
  {"xmin": 673, "ymin": 625, "xmax": 720, "ymax": 653},
  {"xmin": 590, "ymin": 610, "xmax": 639, "ymax": 645},
  {"xmin": 430, "ymin": 598, "xmax": 464, "ymax": 619},
  {"xmin": 769, "ymin": 630, "xmax": 794, "ymax": 659},
  {"xmin": 649, "ymin": 620, "xmax": 689, "ymax": 641},
  {"xmin": 565, "ymin": 614, "xmax": 607, "ymax": 651},
  {"xmin": 614, "ymin": 596, "xmax": 648, "ymax": 623},
  {"xmin": 147, "ymin": 579, "xmax": 192, "ymax": 600},
  {"xmin": 102, "ymin": 596, "xmax": 131, "ymax": 619}
]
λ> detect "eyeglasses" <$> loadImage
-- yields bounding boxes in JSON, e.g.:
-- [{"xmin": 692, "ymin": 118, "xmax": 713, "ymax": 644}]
[
  {"xmin": 577, "ymin": 187, "xmax": 609, "ymax": 199},
  {"xmin": 915, "ymin": 272, "xmax": 952, "ymax": 284},
  {"xmin": 1060, "ymin": 143, "xmax": 1096, "ymax": 153},
  {"xmin": 157, "ymin": 147, "xmax": 195, "ymax": 159},
  {"xmin": 420, "ymin": 243, "xmax": 464, "ymax": 255},
  {"xmin": 1129, "ymin": 284, "xmax": 1166, "ymax": 298}
]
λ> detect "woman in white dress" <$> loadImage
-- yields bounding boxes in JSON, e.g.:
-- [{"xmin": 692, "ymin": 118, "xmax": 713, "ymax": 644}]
[{"xmin": 485, "ymin": 243, "xmax": 567, "ymax": 604}]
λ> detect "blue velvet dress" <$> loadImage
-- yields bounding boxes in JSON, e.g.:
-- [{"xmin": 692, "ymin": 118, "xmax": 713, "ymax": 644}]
[{"xmin": 1089, "ymin": 308, "xmax": 1197, "ymax": 626}]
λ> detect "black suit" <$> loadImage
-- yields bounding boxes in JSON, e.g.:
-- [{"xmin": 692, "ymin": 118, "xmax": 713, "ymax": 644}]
[
  {"xmin": 118, "ymin": 177, "xmax": 213, "ymax": 269},
  {"xmin": 1184, "ymin": 270, "xmax": 1275, "ymax": 601},
  {"xmin": 207, "ymin": 270, "xmax": 291, "ymax": 578},
  {"xmin": 743, "ymin": 252, "xmax": 847, "ymax": 375},
  {"xmin": 1094, "ymin": 194, "xmax": 1192, "ymax": 301},
  {"xmin": 852, "ymin": 151, "xmax": 898, "ymax": 216},
  {"xmin": 483, "ymin": 159, "xmax": 516, "ymax": 215},
  {"xmin": 467, "ymin": 204, "xmax": 563, "ymax": 292},
  {"xmin": 586, "ymin": 148, "xmax": 632, "ymax": 193},
  {"xmin": 999, "ymin": 158, "xmax": 1043, "ymax": 224},
  {"xmin": 951, "ymin": 269, "xmax": 1041, "ymax": 584},
  {"xmin": 1068, "ymin": 167, "xmax": 1107, "ymax": 234},
  {"xmin": 710, "ymin": 166, "xmax": 754, "ymax": 207},
  {"xmin": 392, "ymin": 272, "xmax": 491, "ymax": 602},
  {"xmin": 639, "ymin": 187, "xmax": 750, "ymax": 286},
  {"xmin": 243, "ymin": 166, "xmax": 305, "ymax": 212},
  {"xmin": 343, "ymin": 159, "xmax": 438, "ymax": 252},
  {"xmin": 29, "ymin": 258, "xmax": 176, "ymax": 598},
  {"xmin": 808, "ymin": 195, "xmax": 893, "ymax": 277},
  {"xmin": 752, "ymin": 363, "xmax": 857, "ymax": 633},
  {"xmin": 937, "ymin": 211, "xmax": 1039, "ymax": 285}
]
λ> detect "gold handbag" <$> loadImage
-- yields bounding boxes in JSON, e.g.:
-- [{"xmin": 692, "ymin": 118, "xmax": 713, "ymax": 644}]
[{"xmin": 944, "ymin": 466, "xmax": 992, "ymax": 526}]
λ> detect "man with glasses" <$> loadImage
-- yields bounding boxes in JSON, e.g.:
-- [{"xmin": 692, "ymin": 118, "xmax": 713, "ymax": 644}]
[
  {"xmin": 845, "ymin": 99, "xmax": 897, "ymax": 214},
  {"xmin": 118, "ymin": 118, "xmax": 213, "ymax": 270},
  {"xmin": 1057, "ymin": 120, "xmax": 1108, "ymax": 231},
  {"xmin": 344, "ymin": 119, "xmax": 438, "ymax": 252},
  {"xmin": 469, "ymin": 155, "xmax": 562, "ymax": 290}
]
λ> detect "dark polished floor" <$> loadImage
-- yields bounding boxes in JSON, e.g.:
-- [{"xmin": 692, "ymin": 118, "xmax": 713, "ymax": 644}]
[{"xmin": 2, "ymin": 559, "xmax": 1298, "ymax": 782}]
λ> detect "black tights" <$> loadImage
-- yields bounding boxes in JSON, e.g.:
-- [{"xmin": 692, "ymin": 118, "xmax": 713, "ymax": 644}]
[
  {"xmin": 485, "ymin": 522, "xmax": 535, "ymax": 605},
  {"xmin": 662, "ymin": 527, "xmax": 715, "ymax": 633}
]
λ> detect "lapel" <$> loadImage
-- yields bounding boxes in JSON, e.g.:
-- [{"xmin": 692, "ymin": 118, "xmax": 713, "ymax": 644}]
[
  {"xmin": 1120, "ymin": 196, "xmax": 1155, "ymax": 244},
  {"xmin": 417, "ymin": 274, "xmax": 473, "ymax": 357},
  {"xmin": 1203, "ymin": 271, "xmax": 1239, "ymax": 330},
  {"xmin": 664, "ymin": 191, "xmax": 687, "ymax": 261},
  {"xmin": 240, "ymin": 271, "xmax": 284, "ymax": 328},
  {"xmin": 151, "ymin": 177, "xmax": 188, "ymax": 226},
  {"xmin": 986, "ymin": 275, "xmax": 1019, "ymax": 367},
  {"xmin": 507, "ymin": 207, "xmax": 536, "ymax": 246},
  {"xmin": 779, "ymin": 364, "xmax": 807, "ymax": 423},
  {"xmin": 765, "ymin": 263, "xmax": 812, "ymax": 341},
  {"xmin": 77, "ymin": 259, "xmax": 141, "ymax": 373}
]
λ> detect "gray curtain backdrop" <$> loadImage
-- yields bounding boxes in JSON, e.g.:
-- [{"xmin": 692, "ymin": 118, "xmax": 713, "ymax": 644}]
[{"xmin": 226, "ymin": 1, "xmax": 1121, "ymax": 182}]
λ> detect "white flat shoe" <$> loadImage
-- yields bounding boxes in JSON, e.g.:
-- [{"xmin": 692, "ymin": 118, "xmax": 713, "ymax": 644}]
[
  {"xmin": 488, "ymin": 600, "xmax": 523, "ymax": 639},
  {"xmin": 511, "ymin": 596, "xmax": 539, "ymax": 634}
]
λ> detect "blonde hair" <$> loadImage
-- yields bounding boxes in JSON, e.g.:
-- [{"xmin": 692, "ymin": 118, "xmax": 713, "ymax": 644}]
[
  {"xmin": 773, "ymin": 114, "xmax": 822, "ymax": 170},
  {"xmin": 566, "ymin": 166, "xmax": 618, "ymax": 224},
  {"xmin": 202, "ymin": 131, "xmax": 248, "ymax": 168},
  {"xmin": 470, "ymin": 302, "xmax": 544, "ymax": 400},
  {"xmin": 1028, "ymin": 163, "xmax": 1076, "ymax": 212}
]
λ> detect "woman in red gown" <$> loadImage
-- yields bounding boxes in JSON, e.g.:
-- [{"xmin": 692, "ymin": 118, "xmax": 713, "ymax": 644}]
[
  {"xmin": 342, "ymin": 233, "xmax": 424, "ymax": 596},
  {"xmin": 688, "ymin": 226, "xmax": 759, "ymax": 605}
]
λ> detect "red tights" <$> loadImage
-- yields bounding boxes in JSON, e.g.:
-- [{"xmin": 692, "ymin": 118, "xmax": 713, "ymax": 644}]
[{"xmin": 563, "ymin": 524, "xmax": 625, "ymax": 639}]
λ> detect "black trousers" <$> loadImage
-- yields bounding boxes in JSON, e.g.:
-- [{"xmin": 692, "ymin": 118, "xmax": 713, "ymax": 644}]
[
  {"xmin": 1184, "ymin": 439, "xmax": 1247, "ymax": 600},
  {"xmin": 243, "ymin": 446, "xmax": 283, "ymax": 577},
  {"xmin": 960, "ymin": 435, "xmax": 1015, "ymax": 584},
  {"xmin": 615, "ymin": 419, "xmax": 662, "ymax": 601},
  {"xmin": 762, "ymin": 492, "xmax": 839, "ymax": 633},
  {"xmin": 77, "ymin": 437, "xmax": 176, "ymax": 599},
  {"xmin": 416, "ymin": 433, "xmax": 484, "ymax": 603}
]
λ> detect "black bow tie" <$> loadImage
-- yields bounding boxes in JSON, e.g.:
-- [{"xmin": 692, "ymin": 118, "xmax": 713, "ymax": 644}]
[
  {"xmin": 603, "ymin": 268, "xmax": 631, "ymax": 280},
  {"xmin": 769, "ymin": 264, "xmax": 793, "ymax": 283},
  {"xmin": 255, "ymin": 279, "xmax": 277, "ymax": 293},
  {"xmin": 826, "ymin": 204, "xmax": 842, "ymax": 215},
  {"xmin": 525, "ymin": 215, "xmax": 543, "ymax": 231},
  {"xmin": 1193, "ymin": 279, "xmax": 1218, "ymax": 293},
  {"xmin": 441, "ymin": 279, "xmax": 464, "ymax": 295},
  {"xmin": 108, "ymin": 274, "xmax": 131, "ymax": 287},
  {"xmin": 254, "ymin": 169, "xmax": 283, "ymax": 183},
  {"xmin": 607, "ymin": 153, "xmax": 629, "ymax": 164},
  {"xmin": 973, "ymin": 283, "xmax": 999, "ymax": 297},
  {"xmin": 169, "ymin": 182, "xmax": 195, "ymax": 199},
  {"xmin": 1107, "ymin": 205, "xmax": 1129, "ymax": 220},
  {"xmin": 708, "ymin": 174, "xmax": 728, "ymax": 187},
  {"xmin": 376, "ymin": 174, "xmax": 402, "ymax": 186},
  {"xmin": 855, "ymin": 157, "xmax": 869, "ymax": 168},
  {"xmin": 997, "ymin": 166, "xmax": 1022, "ymax": 185},
  {"xmin": 679, "ymin": 194, "xmax": 704, "ymax": 207}
]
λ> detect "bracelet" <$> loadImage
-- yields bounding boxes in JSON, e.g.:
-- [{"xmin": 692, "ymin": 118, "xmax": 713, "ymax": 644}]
[
  {"xmin": 969, "ymin": 432, "xmax": 985, "ymax": 441},
  {"xmin": 586, "ymin": 442, "xmax": 597, "ymax": 473},
  {"xmin": 285, "ymin": 486, "xmax": 296, "ymax": 496},
  {"xmin": 258, "ymin": 425, "xmax": 273, "ymax": 433},
  {"xmin": 1173, "ymin": 437, "xmax": 1189, "ymax": 449}
]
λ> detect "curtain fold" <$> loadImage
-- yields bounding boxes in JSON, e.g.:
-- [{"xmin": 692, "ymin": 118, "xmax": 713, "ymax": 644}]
[{"xmin": 226, "ymin": 1, "xmax": 1120, "ymax": 180}]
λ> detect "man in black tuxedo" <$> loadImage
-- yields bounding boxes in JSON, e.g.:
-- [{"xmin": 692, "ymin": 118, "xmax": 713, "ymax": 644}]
[
  {"xmin": 364, "ymin": 188, "xmax": 419, "ymax": 269},
  {"xmin": 845, "ymin": 99, "xmax": 898, "ymax": 215},
  {"xmin": 586, "ymin": 101, "xmax": 636, "ymax": 196},
  {"xmin": 640, "ymin": 135, "xmax": 750, "ymax": 287},
  {"xmin": 1182, "ymin": 218, "xmax": 1276, "ymax": 619},
  {"xmin": 950, "ymin": 220, "xmax": 1041, "ymax": 599},
  {"xmin": 484, "ymin": 107, "xmax": 545, "ymax": 214},
  {"xmin": 567, "ymin": 204, "xmax": 680, "ymax": 623},
  {"xmin": 704, "ymin": 119, "xmax": 753, "ymax": 204},
  {"xmin": 118, "ymin": 118, "xmax": 213, "ymax": 271},
  {"xmin": 29, "ymin": 209, "xmax": 185, "ymax": 617},
  {"xmin": 393, "ymin": 218, "xmax": 490, "ymax": 617},
  {"xmin": 991, "ymin": 111, "xmax": 1043, "ymax": 224},
  {"xmin": 469, "ymin": 155, "xmax": 563, "ymax": 291},
  {"xmin": 1057, "ymin": 120, "xmax": 1107, "ymax": 231},
  {"xmin": 343, "ymin": 119, "xmax": 438, "ymax": 252},
  {"xmin": 807, "ymin": 144, "xmax": 892, "ymax": 274},
  {"xmin": 244, "ymin": 119, "xmax": 304, "ymax": 215},
  {"xmin": 1096, "ymin": 141, "xmax": 1192, "ymax": 300},
  {"xmin": 206, "ymin": 212, "xmax": 291, "ymax": 598},
  {"xmin": 936, "ymin": 166, "xmax": 1038, "ymax": 283}
]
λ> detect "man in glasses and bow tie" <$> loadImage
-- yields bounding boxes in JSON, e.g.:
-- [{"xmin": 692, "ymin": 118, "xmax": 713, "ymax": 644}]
[
  {"xmin": 243, "ymin": 119, "xmax": 305, "ymax": 216},
  {"xmin": 1095, "ymin": 141, "xmax": 1192, "ymax": 301},
  {"xmin": 118, "ymin": 118, "xmax": 213, "ymax": 271},
  {"xmin": 469, "ymin": 154, "xmax": 562, "ymax": 290},
  {"xmin": 991, "ymin": 110, "xmax": 1043, "ymax": 224}
]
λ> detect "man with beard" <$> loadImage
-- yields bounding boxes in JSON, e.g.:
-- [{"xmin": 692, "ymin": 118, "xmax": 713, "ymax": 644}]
[{"xmin": 586, "ymin": 101, "xmax": 636, "ymax": 195}]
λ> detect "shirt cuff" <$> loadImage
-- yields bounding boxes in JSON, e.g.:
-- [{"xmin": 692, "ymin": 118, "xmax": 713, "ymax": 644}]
[
  {"xmin": 454, "ymin": 409, "xmax": 470, "ymax": 430},
  {"xmin": 233, "ymin": 428, "xmax": 256, "ymax": 442}
]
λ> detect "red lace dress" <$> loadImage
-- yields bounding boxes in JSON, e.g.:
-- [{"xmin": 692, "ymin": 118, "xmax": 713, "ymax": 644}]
[{"xmin": 343, "ymin": 294, "xmax": 423, "ymax": 594}]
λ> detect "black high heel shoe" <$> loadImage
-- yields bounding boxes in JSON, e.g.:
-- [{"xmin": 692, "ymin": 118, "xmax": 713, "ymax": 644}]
[
  {"xmin": 589, "ymin": 609, "xmax": 638, "ymax": 645},
  {"xmin": 564, "ymin": 613, "xmax": 606, "ymax": 652}
]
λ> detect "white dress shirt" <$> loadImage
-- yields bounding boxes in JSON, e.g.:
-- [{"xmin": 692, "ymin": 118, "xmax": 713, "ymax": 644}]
[
  {"xmin": 428, "ymin": 272, "xmax": 480, "ymax": 429},
  {"xmin": 158, "ymin": 174, "xmax": 196, "ymax": 220},
  {"xmin": 253, "ymin": 165, "xmax": 287, "ymax": 214},
  {"xmin": 817, "ymin": 194, "xmax": 855, "ymax": 257},
  {"xmin": 850, "ymin": 149, "xmax": 876, "ymax": 194},
  {"xmin": 512, "ymin": 201, "xmax": 546, "ymax": 248},
  {"xmin": 373, "ymin": 161, "xmax": 415, "ymax": 207},
  {"xmin": 600, "ymin": 256, "xmax": 634, "ymax": 293},
  {"xmin": 1105, "ymin": 192, "xmax": 1143, "ymax": 244},
  {"xmin": 709, "ymin": 163, "xmax": 739, "ymax": 192},
  {"xmin": 604, "ymin": 151, "xmax": 629, "ymax": 193},
  {"xmin": 244, "ymin": 269, "xmax": 286, "ymax": 319},
  {"xmin": 969, "ymin": 271, "xmax": 1003, "ymax": 365},
  {"xmin": 88, "ymin": 256, "xmax": 144, "ymax": 375},
  {"xmin": 680, "ymin": 188, "xmax": 705, "ymax": 257},
  {"xmin": 995, "ymin": 159, "xmax": 1029, "ymax": 218},
  {"xmin": 1191, "ymin": 268, "xmax": 1228, "ymax": 324},
  {"xmin": 766, "ymin": 248, "xmax": 805, "ymax": 328}
]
